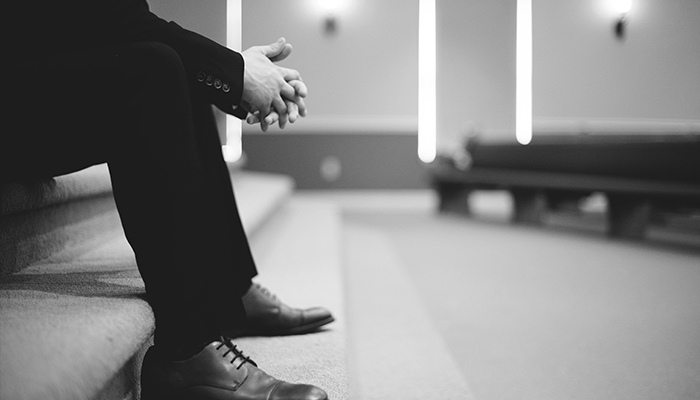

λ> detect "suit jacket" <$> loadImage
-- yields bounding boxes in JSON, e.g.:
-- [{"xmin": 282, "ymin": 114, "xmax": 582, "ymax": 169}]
[{"xmin": 4, "ymin": 0, "xmax": 247, "ymax": 118}]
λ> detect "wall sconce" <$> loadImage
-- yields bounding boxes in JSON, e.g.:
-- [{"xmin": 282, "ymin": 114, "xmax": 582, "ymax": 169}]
[
  {"xmin": 317, "ymin": 0, "xmax": 344, "ymax": 35},
  {"xmin": 612, "ymin": 0, "xmax": 632, "ymax": 39},
  {"xmin": 324, "ymin": 14, "xmax": 338, "ymax": 34}
]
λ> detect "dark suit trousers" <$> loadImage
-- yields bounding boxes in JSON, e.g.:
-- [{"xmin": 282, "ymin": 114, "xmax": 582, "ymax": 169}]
[{"xmin": 0, "ymin": 42, "xmax": 257, "ymax": 349}]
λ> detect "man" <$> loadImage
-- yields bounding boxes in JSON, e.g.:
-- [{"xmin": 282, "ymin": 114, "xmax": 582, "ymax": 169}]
[{"xmin": 1, "ymin": 1, "xmax": 332, "ymax": 399}]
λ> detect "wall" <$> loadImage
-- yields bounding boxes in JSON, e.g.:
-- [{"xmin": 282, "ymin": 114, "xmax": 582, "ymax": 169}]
[
  {"xmin": 437, "ymin": 0, "xmax": 517, "ymax": 146},
  {"xmin": 148, "ymin": 0, "xmax": 226, "ymax": 44},
  {"xmin": 242, "ymin": 132, "xmax": 429, "ymax": 189},
  {"xmin": 240, "ymin": 0, "xmax": 426, "ymax": 189},
  {"xmin": 241, "ymin": 0, "xmax": 418, "ymax": 125},
  {"xmin": 240, "ymin": 0, "xmax": 518, "ymax": 147},
  {"xmin": 239, "ymin": 1, "xmax": 517, "ymax": 187},
  {"xmin": 436, "ymin": 0, "xmax": 700, "ymax": 143},
  {"xmin": 532, "ymin": 0, "xmax": 700, "ymax": 131}
]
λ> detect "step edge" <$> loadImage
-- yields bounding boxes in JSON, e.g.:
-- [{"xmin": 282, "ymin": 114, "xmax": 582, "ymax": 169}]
[{"xmin": 1, "ymin": 165, "xmax": 113, "ymax": 218}]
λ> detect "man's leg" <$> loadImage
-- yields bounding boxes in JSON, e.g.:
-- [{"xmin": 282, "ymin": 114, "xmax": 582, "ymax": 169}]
[
  {"xmin": 103, "ymin": 43, "xmax": 259, "ymax": 350},
  {"xmin": 141, "ymin": 65, "xmax": 334, "ymax": 342}
]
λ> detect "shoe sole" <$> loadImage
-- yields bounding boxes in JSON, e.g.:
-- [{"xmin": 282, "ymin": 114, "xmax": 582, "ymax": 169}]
[{"xmin": 231, "ymin": 315, "xmax": 336, "ymax": 337}]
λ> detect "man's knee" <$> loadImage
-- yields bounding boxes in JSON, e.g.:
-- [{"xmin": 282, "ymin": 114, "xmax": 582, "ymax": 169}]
[{"xmin": 125, "ymin": 42, "xmax": 188, "ymax": 86}]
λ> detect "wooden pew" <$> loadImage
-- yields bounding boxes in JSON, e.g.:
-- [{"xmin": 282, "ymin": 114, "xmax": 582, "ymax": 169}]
[{"xmin": 430, "ymin": 133, "xmax": 700, "ymax": 239}]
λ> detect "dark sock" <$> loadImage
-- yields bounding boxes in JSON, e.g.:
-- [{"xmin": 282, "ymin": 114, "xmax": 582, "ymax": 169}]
[
  {"xmin": 168, "ymin": 341, "xmax": 209, "ymax": 361},
  {"xmin": 158, "ymin": 332, "xmax": 220, "ymax": 361}
]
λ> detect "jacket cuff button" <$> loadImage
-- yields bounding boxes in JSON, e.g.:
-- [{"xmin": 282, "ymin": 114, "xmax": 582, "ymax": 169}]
[
  {"xmin": 222, "ymin": 83, "xmax": 230, "ymax": 93},
  {"xmin": 205, "ymin": 75, "xmax": 214, "ymax": 86},
  {"xmin": 214, "ymin": 79, "xmax": 222, "ymax": 89},
  {"xmin": 197, "ymin": 71, "xmax": 206, "ymax": 82}
]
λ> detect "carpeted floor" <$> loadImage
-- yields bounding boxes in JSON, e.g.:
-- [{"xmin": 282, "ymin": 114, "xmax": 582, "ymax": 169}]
[{"xmin": 336, "ymin": 192, "xmax": 700, "ymax": 400}]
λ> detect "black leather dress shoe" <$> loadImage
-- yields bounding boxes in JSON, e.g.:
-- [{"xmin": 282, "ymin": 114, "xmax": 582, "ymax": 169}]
[
  {"xmin": 141, "ymin": 336, "xmax": 328, "ymax": 400},
  {"xmin": 232, "ymin": 283, "xmax": 335, "ymax": 337}
]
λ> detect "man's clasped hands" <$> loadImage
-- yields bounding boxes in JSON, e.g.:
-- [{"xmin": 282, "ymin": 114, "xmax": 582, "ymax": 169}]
[{"xmin": 240, "ymin": 37, "xmax": 308, "ymax": 132}]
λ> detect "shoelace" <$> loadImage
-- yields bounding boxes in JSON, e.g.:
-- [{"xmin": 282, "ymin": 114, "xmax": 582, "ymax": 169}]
[
  {"xmin": 254, "ymin": 283, "xmax": 278, "ymax": 302},
  {"xmin": 216, "ymin": 336, "xmax": 257, "ymax": 369}
]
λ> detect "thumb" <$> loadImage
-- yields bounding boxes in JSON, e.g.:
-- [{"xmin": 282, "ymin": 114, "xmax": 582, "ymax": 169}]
[
  {"xmin": 258, "ymin": 37, "xmax": 286, "ymax": 58},
  {"xmin": 269, "ymin": 43, "xmax": 293, "ymax": 62}
]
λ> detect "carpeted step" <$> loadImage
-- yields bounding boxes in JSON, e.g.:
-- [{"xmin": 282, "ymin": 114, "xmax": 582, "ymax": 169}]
[
  {"xmin": 0, "ymin": 169, "xmax": 298, "ymax": 400},
  {"xmin": 0, "ymin": 229, "xmax": 152, "ymax": 400},
  {"xmin": 239, "ymin": 197, "xmax": 349, "ymax": 399},
  {"xmin": 343, "ymin": 223, "xmax": 476, "ymax": 400},
  {"xmin": 0, "ymin": 165, "xmax": 119, "ymax": 279},
  {"xmin": 231, "ymin": 170, "xmax": 295, "ymax": 236}
]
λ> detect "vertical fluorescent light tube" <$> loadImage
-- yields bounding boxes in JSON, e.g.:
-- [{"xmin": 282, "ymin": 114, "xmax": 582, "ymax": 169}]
[
  {"xmin": 224, "ymin": 0, "xmax": 243, "ymax": 162},
  {"xmin": 516, "ymin": 0, "xmax": 533, "ymax": 145},
  {"xmin": 418, "ymin": 0, "xmax": 437, "ymax": 163}
]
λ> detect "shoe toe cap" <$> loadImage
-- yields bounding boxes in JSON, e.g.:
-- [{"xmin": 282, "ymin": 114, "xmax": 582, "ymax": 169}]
[
  {"xmin": 271, "ymin": 382, "xmax": 328, "ymax": 400},
  {"xmin": 302, "ymin": 307, "xmax": 333, "ymax": 324}
]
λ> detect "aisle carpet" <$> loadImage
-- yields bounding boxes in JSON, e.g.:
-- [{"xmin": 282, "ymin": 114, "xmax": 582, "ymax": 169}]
[{"xmin": 345, "ymin": 207, "xmax": 700, "ymax": 400}]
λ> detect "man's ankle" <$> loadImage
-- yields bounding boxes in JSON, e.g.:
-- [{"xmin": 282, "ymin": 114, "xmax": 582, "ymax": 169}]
[
  {"xmin": 157, "ymin": 334, "xmax": 219, "ymax": 361},
  {"xmin": 167, "ymin": 342, "xmax": 208, "ymax": 361}
]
